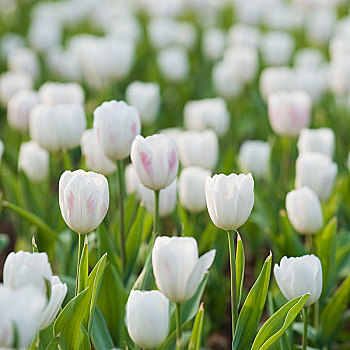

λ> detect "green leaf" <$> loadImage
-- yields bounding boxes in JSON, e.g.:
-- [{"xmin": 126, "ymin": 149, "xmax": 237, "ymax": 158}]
[
  {"xmin": 251, "ymin": 293, "xmax": 310, "ymax": 350},
  {"xmin": 78, "ymin": 239, "xmax": 89, "ymax": 295},
  {"xmin": 236, "ymin": 233, "xmax": 245, "ymax": 306},
  {"xmin": 44, "ymin": 337, "xmax": 59, "ymax": 350},
  {"xmin": 91, "ymin": 307, "xmax": 115, "ymax": 350},
  {"xmin": 79, "ymin": 325, "xmax": 91, "ymax": 350},
  {"xmin": 188, "ymin": 303, "xmax": 204, "ymax": 350},
  {"xmin": 232, "ymin": 252, "xmax": 272, "ymax": 350},
  {"xmin": 177, "ymin": 204, "xmax": 191, "ymax": 237},
  {"xmin": 0, "ymin": 233, "xmax": 10, "ymax": 254}
]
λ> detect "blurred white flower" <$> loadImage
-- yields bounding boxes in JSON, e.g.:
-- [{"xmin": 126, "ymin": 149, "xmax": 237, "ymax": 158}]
[
  {"xmin": 202, "ymin": 28, "xmax": 225, "ymax": 61},
  {"xmin": 328, "ymin": 56, "xmax": 350, "ymax": 95},
  {"xmin": 8, "ymin": 47, "xmax": 39, "ymax": 81},
  {"xmin": 294, "ymin": 48, "xmax": 325, "ymax": 70},
  {"xmin": 38, "ymin": 82, "xmax": 84, "ymax": 106},
  {"xmin": 0, "ymin": 33, "xmax": 25, "ymax": 61},
  {"xmin": 227, "ymin": 23, "xmax": 260, "ymax": 49},
  {"xmin": 125, "ymin": 163, "xmax": 140, "ymax": 196}
]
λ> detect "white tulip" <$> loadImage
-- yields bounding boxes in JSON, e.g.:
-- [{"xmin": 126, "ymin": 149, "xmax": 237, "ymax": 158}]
[
  {"xmin": 7, "ymin": 89, "xmax": 38, "ymax": 132},
  {"xmin": 328, "ymin": 56, "xmax": 350, "ymax": 95},
  {"xmin": 295, "ymin": 152, "xmax": 338, "ymax": 201},
  {"xmin": 125, "ymin": 163, "xmax": 140, "ymax": 196},
  {"xmin": 205, "ymin": 173, "xmax": 254, "ymax": 231},
  {"xmin": 93, "ymin": 100, "xmax": 141, "ymax": 161},
  {"xmin": 268, "ymin": 91, "xmax": 312, "ymax": 137},
  {"xmin": 157, "ymin": 47, "xmax": 189, "ymax": 82},
  {"xmin": 131, "ymin": 134, "xmax": 178, "ymax": 191},
  {"xmin": 59, "ymin": 169, "xmax": 109, "ymax": 234},
  {"xmin": 179, "ymin": 167, "xmax": 211, "ymax": 213},
  {"xmin": 0, "ymin": 33, "xmax": 25, "ymax": 61},
  {"xmin": 177, "ymin": 130, "xmax": 218, "ymax": 170},
  {"xmin": 18, "ymin": 141, "xmax": 49, "ymax": 183},
  {"xmin": 80, "ymin": 129, "xmax": 116, "ymax": 176},
  {"xmin": 38, "ymin": 82, "xmax": 84, "ymax": 106},
  {"xmin": 8, "ymin": 48, "xmax": 39, "ymax": 81},
  {"xmin": 227, "ymin": 23, "xmax": 260, "ymax": 49},
  {"xmin": 238, "ymin": 140, "xmax": 271, "ymax": 178},
  {"xmin": 126, "ymin": 81, "xmax": 160, "ymax": 125},
  {"xmin": 152, "ymin": 236, "xmax": 216, "ymax": 302},
  {"xmin": 294, "ymin": 49, "xmax": 325, "ymax": 70},
  {"xmin": 126, "ymin": 290, "xmax": 169, "ymax": 349},
  {"xmin": 138, "ymin": 179, "xmax": 177, "ymax": 217},
  {"xmin": 297, "ymin": 128, "xmax": 335, "ymax": 158},
  {"xmin": 202, "ymin": 28, "xmax": 225, "ymax": 61},
  {"xmin": 159, "ymin": 127, "xmax": 184, "ymax": 150},
  {"xmin": 274, "ymin": 255, "xmax": 322, "ymax": 307},
  {"xmin": 286, "ymin": 187, "xmax": 323, "ymax": 234}
]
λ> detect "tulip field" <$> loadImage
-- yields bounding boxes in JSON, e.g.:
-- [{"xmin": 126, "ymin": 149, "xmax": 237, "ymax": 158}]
[{"xmin": 1, "ymin": 0, "xmax": 350, "ymax": 349}]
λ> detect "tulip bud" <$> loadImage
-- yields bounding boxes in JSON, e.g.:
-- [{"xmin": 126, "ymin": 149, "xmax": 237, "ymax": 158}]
[
  {"xmin": 0, "ymin": 285, "xmax": 46, "ymax": 348},
  {"xmin": 268, "ymin": 91, "xmax": 312, "ymax": 137},
  {"xmin": 38, "ymin": 81, "xmax": 84, "ymax": 106},
  {"xmin": 8, "ymin": 47, "xmax": 40, "ymax": 81},
  {"xmin": 125, "ymin": 163, "xmax": 140, "ymax": 196},
  {"xmin": 238, "ymin": 140, "xmax": 271, "ymax": 178},
  {"xmin": 179, "ymin": 166, "xmax": 211, "ymax": 213},
  {"xmin": 205, "ymin": 173, "xmax": 254, "ymax": 231},
  {"xmin": 126, "ymin": 81, "xmax": 161, "ymax": 125},
  {"xmin": 80, "ymin": 129, "xmax": 116, "ymax": 176},
  {"xmin": 59, "ymin": 169, "xmax": 109, "ymax": 234},
  {"xmin": 152, "ymin": 236, "xmax": 216, "ymax": 302},
  {"xmin": 138, "ymin": 178, "xmax": 177, "ymax": 217},
  {"xmin": 274, "ymin": 254, "xmax": 322, "ymax": 307},
  {"xmin": 177, "ymin": 130, "xmax": 218, "ymax": 170},
  {"xmin": 0, "ymin": 71, "xmax": 33, "ymax": 107},
  {"xmin": 286, "ymin": 187, "xmax": 323, "ymax": 234},
  {"xmin": 297, "ymin": 128, "xmax": 335, "ymax": 158},
  {"xmin": 18, "ymin": 141, "xmax": 49, "ymax": 183},
  {"xmin": 131, "ymin": 134, "xmax": 178, "ymax": 191},
  {"xmin": 3, "ymin": 250, "xmax": 67, "ymax": 330},
  {"xmin": 93, "ymin": 100, "xmax": 141, "ymax": 161},
  {"xmin": 202, "ymin": 28, "xmax": 225, "ymax": 61},
  {"xmin": 227, "ymin": 23, "xmax": 260, "ymax": 49},
  {"xmin": 126, "ymin": 290, "xmax": 169, "ymax": 349},
  {"xmin": 7, "ymin": 89, "xmax": 38, "ymax": 132},
  {"xmin": 295, "ymin": 152, "xmax": 338, "ymax": 201},
  {"xmin": 29, "ymin": 103, "xmax": 86, "ymax": 152},
  {"xmin": 294, "ymin": 49, "xmax": 325, "ymax": 70},
  {"xmin": 184, "ymin": 98, "xmax": 230, "ymax": 137}
]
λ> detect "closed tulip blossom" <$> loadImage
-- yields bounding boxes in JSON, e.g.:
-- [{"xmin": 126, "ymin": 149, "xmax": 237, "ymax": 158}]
[
  {"xmin": 125, "ymin": 163, "xmax": 141, "ymax": 196},
  {"xmin": 126, "ymin": 81, "xmax": 161, "ymax": 125},
  {"xmin": 152, "ymin": 236, "xmax": 216, "ymax": 303},
  {"xmin": 177, "ymin": 130, "xmax": 218, "ymax": 170},
  {"xmin": 8, "ymin": 47, "xmax": 39, "ymax": 81},
  {"xmin": 80, "ymin": 129, "xmax": 116, "ymax": 176},
  {"xmin": 3, "ymin": 251, "xmax": 67, "ymax": 330},
  {"xmin": 131, "ymin": 134, "xmax": 178, "ymax": 191},
  {"xmin": 59, "ymin": 170, "xmax": 109, "ymax": 234},
  {"xmin": 238, "ymin": 140, "xmax": 271, "ymax": 178},
  {"xmin": 286, "ymin": 187, "xmax": 323, "ymax": 235},
  {"xmin": 297, "ymin": 128, "xmax": 335, "ymax": 158},
  {"xmin": 205, "ymin": 173, "xmax": 254, "ymax": 231},
  {"xmin": 295, "ymin": 152, "xmax": 338, "ymax": 201},
  {"xmin": 18, "ymin": 141, "xmax": 49, "ymax": 183},
  {"xmin": 29, "ymin": 103, "xmax": 86, "ymax": 152},
  {"xmin": 126, "ymin": 290, "xmax": 169, "ymax": 349},
  {"xmin": 274, "ymin": 255, "xmax": 322, "ymax": 307},
  {"xmin": 93, "ymin": 100, "xmax": 141, "ymax": 161},
  {"xmin": 138, "ymin": 179, "xmax": 177, "ymax": 217},
  {"xmin": 179, "ymin": 166, "xmax": 211, "ymax": 213},
  {"xmin": 268, "ymin": 91, "xmax": 312, "ymax": 137}
]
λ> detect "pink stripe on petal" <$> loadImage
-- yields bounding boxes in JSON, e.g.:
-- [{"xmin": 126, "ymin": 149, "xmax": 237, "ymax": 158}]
[
  {"xmin": 168, "ymin": 149, "xmax": 177, "ymax": 170},
  {"xmin": 67, "ymin": 190, "xmax": 75, "ymax": 217},
  {"xmin": 140, "ymin": 151, "xmax": 153, "ymax": 175},
  {"xmin": 87, "ymin": 193, "xmax": 96, "ymax": 216}
]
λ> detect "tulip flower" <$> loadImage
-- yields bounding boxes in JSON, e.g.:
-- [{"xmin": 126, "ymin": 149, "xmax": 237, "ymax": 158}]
[
  {"xmin": 59, "ymin": 170, "xmax": 109, "ymax": 235},
  {"xmin": 29, "ymin": 103, "xmax": 86, "ymax": 152},
  {"xmin": 177, "ymin": 130, "xmax": 218, "ymax": 170},
  {"xmin": 7, "ymin": 89, "xmax": 38, "ymax": 132},
  {"xmin": 18, "ymin": 141, "xmax": 49, "ymax": 183},
  {"xmin": 179, "ymin": 166, "xmax": 211, "ymax": 213},
  {"xmin": 80, "ymin": 129, "xmax": 116, "ymax": 176},
  {"xmin": 268, "ymin": 91, "xmax": 312, "ymax": 137},
  {"xmin": 274, "ymin": 255, "xmax": 322, "ymax": 307},
  {"xmin": 8, "ymin": 47, "xmax": 39, "ymax": 81},
  {"xmin": 238, "ymin": 140, "xmax": 271, "ymax": 178},
  {"xmin": 297, "ymin": 128, "xmax": 335, "ymax": 158},
  {"xmin": 227, "ymin": 23, "xmax": 260, "ymax": 49},
  {"xmin": 295, "ymin": 152, "xmax": 338, "ymax": 201},
  {"xmin": 126, "ymin": 81, "xmax": 160, "ymax": 125},
  {"xmin": 93, "ymin": 100, "xmax": 141, "ymax": 161},
  {"xmin": 205, "ymin": 173, "xmax": 254, "ymax": 231},
  {"xmin": 152, "ymin": 236, "xmax": 215, "ymax": 303},
  {"xmin": 286, "ymin": 187, "xmax": 323, "ymax": 235},
  {"xmin": 3, "ymin": 251, "xmax": 67, "ymax": 330},
  {"xmin": 125, "ymin": 163, "xmax": 140, "ymax": 197},
  {"xmin": 131, "ymin": 134, "xmax": 178, "ymax": 191},
  {"xmin": 126, "ymin": 290, "xmax": 169, "ymax": 349},
  {"xmin": 202, "ymin": 28, "xmax": 225, "ymax": 61}
]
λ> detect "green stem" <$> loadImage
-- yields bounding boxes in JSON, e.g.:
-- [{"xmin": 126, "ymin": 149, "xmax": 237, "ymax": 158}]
[
  {"xmin": 227, "ymin": 230, "xmax": 238, "ymax": 337},
  {"xmin": 280, "ymin": 137, "xmax": 292, "ymax": 190},
  {"xmin": 302, "ymin": 307, "xmax": 308, "ymax": 350},
  {"xmin": 175, "ymin": 303, "xmax": 182, "ymax": 350},
  {"xmin": 305, "ymin": 235, "xmax": 313, "ymax": 252},
  {"xmin": 62, "ymin": 149, "xmax": 73, "ymax": 170},
  {"xmin": 75, "ymin": 233, "xmax": 84, "ymax": 296},
  {"xmin": 117, "ymin": 160, "xmax": 126, "ymax": 274},
  {"xmin": 153, "ymin": 190, "xmax": 160, "ymax": 236}
]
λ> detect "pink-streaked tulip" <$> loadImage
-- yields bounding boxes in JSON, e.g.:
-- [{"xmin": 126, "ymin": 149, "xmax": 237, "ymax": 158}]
[
  {"xmin": 93, "ymin": 100, "xmax": 141, "ymax": 161},
  {"xmin": 131, "ymin": 134, "xmax": 178, "ymax": 191},
  {"xmin": 59, "ymin": 169, "xmax": 109, "ymax": 234},
  {"xmin": 152, "ymin": 236, "xmax": 216, "ymax": 303},
  {"xmin": 268, "ymin": 91, "xmax": 312, "ymax": 137}
]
